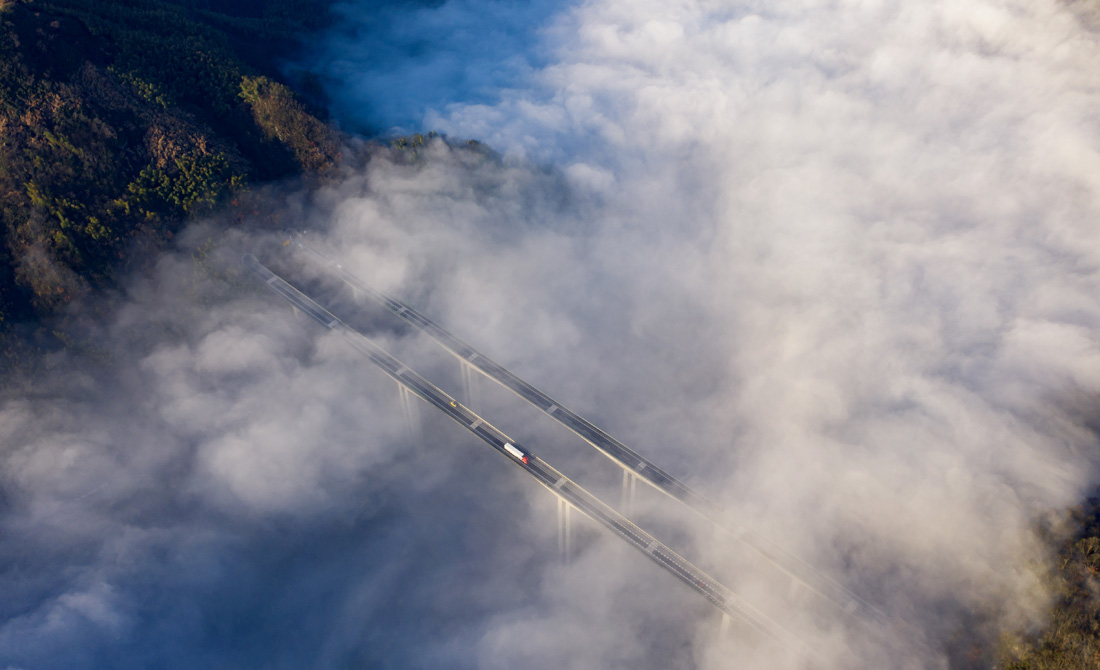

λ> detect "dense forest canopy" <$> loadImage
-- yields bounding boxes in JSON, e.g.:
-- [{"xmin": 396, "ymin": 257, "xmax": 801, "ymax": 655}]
[{"xmin": 0, "ymin": 0, "xmax": 342, "ymax": 329}]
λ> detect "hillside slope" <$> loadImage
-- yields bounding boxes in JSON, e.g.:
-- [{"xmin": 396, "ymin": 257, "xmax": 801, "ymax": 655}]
[{"xmin": 0, "ymin": 0, "xmax": 342, "ymax": 325}]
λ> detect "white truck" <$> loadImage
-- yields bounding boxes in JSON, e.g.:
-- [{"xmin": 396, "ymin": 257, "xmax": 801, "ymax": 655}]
[{"xmin": 503, "ymin": 442, "xmax": 530, "ymax": 464}]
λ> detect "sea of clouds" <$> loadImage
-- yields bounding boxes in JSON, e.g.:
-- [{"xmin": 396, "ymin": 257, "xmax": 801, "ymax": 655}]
[{"xmin": 3, "ymin": 0, "xmax": 1100, "ymax": 668}]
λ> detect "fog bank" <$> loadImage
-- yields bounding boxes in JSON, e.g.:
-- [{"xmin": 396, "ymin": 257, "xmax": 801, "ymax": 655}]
[{"xmin": 4, "ymin": 0, "xmax": 1100, "ymax": 668}]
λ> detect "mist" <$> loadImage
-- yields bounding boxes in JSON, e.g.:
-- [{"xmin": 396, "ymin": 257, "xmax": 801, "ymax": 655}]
[
  {"xmin": 5, "ymin": 0, "xmax": 1100, "ymax": 668},
  {"xmin": 312, "ymin": 0, "xmax": 569, "ymax": 134}
]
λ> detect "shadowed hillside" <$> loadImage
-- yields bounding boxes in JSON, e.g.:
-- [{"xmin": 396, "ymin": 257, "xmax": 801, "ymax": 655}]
[
  {"xmin": 0, "ymin": 0, "xmax": 343, "ymax": 327},
  {"xmin": 997, "ymin": 498, "xmax": 1100, "ymax": 670}
]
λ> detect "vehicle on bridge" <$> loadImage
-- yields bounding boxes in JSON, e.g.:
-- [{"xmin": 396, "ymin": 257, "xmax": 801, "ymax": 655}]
[{"xmin": 503, "ymin": 442, "xmax": 530, "ymax": 464}]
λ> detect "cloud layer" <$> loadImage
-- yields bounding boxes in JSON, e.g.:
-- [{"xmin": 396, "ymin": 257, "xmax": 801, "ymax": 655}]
[
  {"xmin": 299, "ymin": 0, "xmax": 1100, "ymax": 663},
  {"xmin": 5, "ymin": 0, "xmax": 1100, "ymax": 668}
]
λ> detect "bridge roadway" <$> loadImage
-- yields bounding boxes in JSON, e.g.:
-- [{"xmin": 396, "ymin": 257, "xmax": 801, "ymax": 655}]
[
  {"xmin": 244, "ymin": 254, "xmax": 810, "ymax": 653},
  {"xmin": 285, "ymin": 233, "xmax": 881, "ymax": 625}
]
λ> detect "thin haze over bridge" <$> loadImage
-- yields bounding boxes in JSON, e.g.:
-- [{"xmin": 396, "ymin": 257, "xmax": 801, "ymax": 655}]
[
  {"xmin": 246, "ymin": 237, "xmax": 888, "ymax": 660},
  {"xmin": 284, "ymin": 233, "xmax": 884, "ymax": 622}
]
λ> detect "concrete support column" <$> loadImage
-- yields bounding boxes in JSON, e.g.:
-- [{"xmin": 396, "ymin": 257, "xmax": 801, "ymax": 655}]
[
  {"xmin": 397, "ymin": 383, "xmax": 422, "ymax": 445},
  {"xmin": 558, "ymin": 498, "xmax": 572, "ymax": 563},
  {"xmin": 460, "ymin": 361, "xmax": 481, "ymax": 409},
  {"xmin": 621, "ymin": 470, "xmax": 637, "ymax": 516},
  {"xmin": 720, "ymin": 613, "xmax": 731, "ymax": 635},
  {"xmin": 788, "ymin": 575, "xmax": 803, "ymax": 602}
]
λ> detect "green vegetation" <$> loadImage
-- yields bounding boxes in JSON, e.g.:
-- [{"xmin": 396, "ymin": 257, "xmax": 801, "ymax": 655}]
[
  {"xmin": 391, "ymin": 132, "xmax": 439, "ymax": 152},
  {"xmin": 120, "ymin": 152, "xmax": 246, "ymax": 218},
  {"xmin": 0, "ymin": 0, "xmax": 342, "ymax": 325},
  {"xmin": 998, "ymin": 499, "xmax": 1100, "ymax": 669},
  {"xmin": 240, "ymin": 75, "xmax": 341, "ymax": 174}
]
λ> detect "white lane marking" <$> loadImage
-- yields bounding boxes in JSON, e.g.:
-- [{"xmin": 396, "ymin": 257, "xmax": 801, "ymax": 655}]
[
  {"xmin": 553, "ymin": 477, "xmax": 566, "ymax": 489},
  {"xmin": 645, "ymin": 538, "xmax": 660, "ymax": 554},
  {"xmin": 396, "ymin": 306, "xmax": 407, "ymax": 315},
  {"xmin": 467, "ymin": 352, "xmax": 478, "ymax": 362},
  {"xmin": 547, "ymin": 404, "xmax": 558, "ymax": 414},
  {"xmin": 395, "ymin": 366, "xmax": 408, "ymax": 376},
  {"xmin": 635, "ymin": 462, "xmax": 647, "ymax": 472},
  {"xmin": 470, "ymin": 419, "xmax": 482, "ymax": 430}
]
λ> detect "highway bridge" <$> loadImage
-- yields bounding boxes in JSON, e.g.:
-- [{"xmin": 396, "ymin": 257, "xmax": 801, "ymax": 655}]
[
  {"xmin": 244, "ymin": 254, "xmax": 812, "ymax": 654},
  {"xmin": 284, "ymin": 233, "xmax": 882, "ymax": 626}
]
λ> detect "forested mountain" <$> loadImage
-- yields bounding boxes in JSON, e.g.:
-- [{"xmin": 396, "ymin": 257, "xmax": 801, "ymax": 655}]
[
  {"xmin": 996, "ymin": 499, "xmax": 1100, "ymax": 670},
  {"xmin": 0, "ymin": 0, "xmax": 342, "ymax": 327}
]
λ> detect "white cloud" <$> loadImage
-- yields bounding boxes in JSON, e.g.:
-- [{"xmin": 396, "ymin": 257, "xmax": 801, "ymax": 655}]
[
  {"xmin": 305, "ymin": 0, "xmax": 1100, "ymax": 665},
  {"xmin": 6, "ymin": 0, "xmax": 1100, "ymax": 667}
]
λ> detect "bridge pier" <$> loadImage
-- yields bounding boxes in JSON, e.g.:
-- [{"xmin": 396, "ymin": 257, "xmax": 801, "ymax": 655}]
[
  {"xmin": 397, "ymin": 383, "xmax": 422, "ymax": 445},
  {"xmin": 621, "ymin": 470, "xmax": 637, "ymax": 516},
  {"xmin": 788, "ymin": 574, "xmax": 804, "ymax": 601},
  {"xmin": 558, "ymin": 498, "xmax": 572, "ymax": 563},
  {"xmin": 460, "ymin": 361, "xmax": 481, "ymax": 409},
  {"xmin": 719, "ymin": 613, "xmax": 731, "ymax": 635}
]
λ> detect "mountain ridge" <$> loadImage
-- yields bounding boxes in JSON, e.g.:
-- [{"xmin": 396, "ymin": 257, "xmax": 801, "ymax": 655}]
[{"xmin": 0, "ymin": 0, "xmax": 343, "ymax": 327}]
